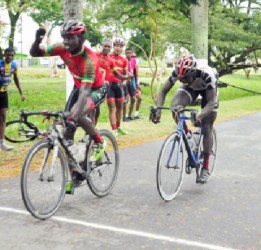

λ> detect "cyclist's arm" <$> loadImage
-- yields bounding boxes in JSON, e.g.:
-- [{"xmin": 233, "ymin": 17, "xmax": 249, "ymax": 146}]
[
  {"xmin": 157, "ymin": 74, "xmax": 177, "ymax": 107},
  {"xmin": 30, "ymin": 28, "xmax": 46, "ymax": 57},
  {"xmin": 197, "ymin": 86, "xmax": 216, "ymax": 122}
]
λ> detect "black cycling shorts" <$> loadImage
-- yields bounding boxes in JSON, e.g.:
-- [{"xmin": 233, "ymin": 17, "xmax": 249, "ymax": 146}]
[
  {"xmin": 180, "ymin": 86, "xmax": 219, "ymax": 109},
  {"xmin": 64, "ymin": 85, "xmax": 107, "ymax": 112},
  {"xmin": 123, "ymin": 80, "xmax": 136, "ymax": 98},
  {"xmin": 106, "ymin": 82, "xmax": 124, "ymax": 102},
  {"xmin": 0, "ymin": 92, "xmax": 8, "ymax": 109}
]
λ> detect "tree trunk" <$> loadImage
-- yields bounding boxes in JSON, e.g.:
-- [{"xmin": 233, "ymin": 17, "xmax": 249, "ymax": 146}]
[
  {"xmin": 191, "ymin": 0, "xmax": 208, "ymax": 65},
  {"xmin": 8, "ymin": 11, "xmax": 20, "ymax": 49},
  {"xmin": 63, "ymin": 0, "xmax": 83, "ymax": 21},
  {"xmin": 63, "ymin": 0, "xmax": 83, "ymax": 100}
]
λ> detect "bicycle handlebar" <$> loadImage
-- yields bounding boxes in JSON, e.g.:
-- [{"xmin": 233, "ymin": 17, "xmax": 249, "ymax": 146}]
[
  {"xmin": 20, "ymin": 109, "xmax": 65, "ymax": 119},
  {"xmin": 150, "ymin": 105, "xmax": 198, "ymax": 123},
  {"xmin": 150, "ymin": 105, "xmax": 198, "ymax": 114}
]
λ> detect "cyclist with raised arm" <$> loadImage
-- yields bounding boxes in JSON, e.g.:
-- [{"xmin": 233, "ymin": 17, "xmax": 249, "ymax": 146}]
[
  {"xmin": 152, "ymin": 55, "xmax": 218, "ymax": 184},
  {"xmin": 30, "ymin": 21, "xmax": 107, "ymax": 192}
]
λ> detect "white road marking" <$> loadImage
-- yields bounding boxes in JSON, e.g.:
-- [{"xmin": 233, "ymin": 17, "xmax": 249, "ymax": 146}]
[{"xmin": 0, "ymin": 206, "xmax": 237, "ymax": 250}]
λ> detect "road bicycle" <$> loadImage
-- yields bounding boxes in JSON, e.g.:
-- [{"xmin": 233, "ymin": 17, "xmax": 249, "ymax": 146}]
[
  {"xmin": 5, "ymin": 109, "xmax": 49, "ymax": 143},
  {"xmin": 20, "ymin": 110, "xmax": 119, "ymax": 220},
  {"xmin": 150, "ymin": 106, "xmax": 217, "ymax": 201}
]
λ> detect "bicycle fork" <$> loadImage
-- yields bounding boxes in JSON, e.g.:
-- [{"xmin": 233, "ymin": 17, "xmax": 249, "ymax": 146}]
[
  {"xmin": 39, "ymin": 139, "xmax": 59, "ymax": 182},
  {"xmin": 166, "ymin": 135, "xmax": 182, "ymax": 169}
]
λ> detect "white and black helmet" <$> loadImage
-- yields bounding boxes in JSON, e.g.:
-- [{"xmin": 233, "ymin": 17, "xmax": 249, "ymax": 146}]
[{"xmin": 113, "ymin": 37, "xmax": 125, "ymax": 46}]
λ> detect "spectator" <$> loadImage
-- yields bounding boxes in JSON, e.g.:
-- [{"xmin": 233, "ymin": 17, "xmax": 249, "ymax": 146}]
[
  {"xmin": 123, "ymin": 49, "xmax": 142, "ymax": 121},
  {"xmin": 96, "ymin": 38, "xmax": 131, "ymax": 125},
  {"xmin": 107, "ymin": 38, "xmax": 130, "ymax": 136},
  {"xmin": 0, "ymin": 48, "xmax": 26, "ymax": 151}
]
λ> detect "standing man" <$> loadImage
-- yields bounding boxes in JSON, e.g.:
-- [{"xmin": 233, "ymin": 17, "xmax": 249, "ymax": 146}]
[
  {"xmin": 123, "ymin": 48, "xmax": 142, "ymax": 121},
  {"xmin": 152, "ymin": 55, "xmax": 218, "ymax": 184},
  {"xmin": 96, "ymin": 38, "xmax": 132, "ymax": 125},
  {"xmin": 107, "ymin": 38, "xmax": 129, "ymax": 136},
  {"xmin": 0, "ymin": 48, "xmax": 26, "ymax": 151}
]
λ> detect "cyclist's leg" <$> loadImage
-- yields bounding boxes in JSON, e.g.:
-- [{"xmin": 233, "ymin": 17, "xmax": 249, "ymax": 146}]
[
  {"xmin": 77, "ymin": 85, "xmax": 107, "ymax": 137},
  {"xmin": 77, "ymin": 86, "xmax": 107, "ymax": 161},
  {"xmin": 201, "ymin": 111, "xmax": 217, "ymax": 168},
  {"xmin": 171, "ymin": 87, "xmax": 198, "ymax": 132},
  {"xmin": 64, "ymin": 86, "xmax": 79, "ymax": 112}
]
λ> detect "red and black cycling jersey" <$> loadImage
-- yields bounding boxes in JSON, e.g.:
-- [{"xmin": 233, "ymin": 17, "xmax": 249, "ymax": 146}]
[
  {"xmin": 96, "ymin": 52, "xmax": 117, "ymax": 82},
  {"xmin": 107, "ymin": 54, "xmax": 127, "ymax": 83},
  {"xmin": 42, "ymin": 43, "xmax": 104, "ymax": 89}
]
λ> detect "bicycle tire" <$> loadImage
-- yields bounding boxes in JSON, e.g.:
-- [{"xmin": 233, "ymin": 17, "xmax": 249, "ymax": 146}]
[
  {"xmin": 21, "ymin": 139, "xmax": 67, "ymax": 220},
  {"xmin": 86, "ymin": 129, "xmax": 119, "ymax": 197},
  {"xmin": 5, "ymin": 120, "xmax": 38, "ymax": 143},
  {"xmin": 157, "ymin": 132, "xmax": 184, "ymax": 201},
  {"xmin": 197, "ymin": 128, "xmax": 217, "ymax": 177}
]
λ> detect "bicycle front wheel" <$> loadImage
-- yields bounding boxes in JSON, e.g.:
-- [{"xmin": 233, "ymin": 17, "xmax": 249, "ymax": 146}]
[
  {"xmin": 86, "ymin": 129, "xmax": 119, "ymax": 197},
  {"xmin": 157, "ymin": 132, "xmax": 184, "ymax": 201},
  {"xmin": 21, "ymin": 139, "xmax": 67, "ymax": 220},
  {"xmin": 5, "ymin": 120, "xmax": 38, "ymax": 143},
  {"xmin": 198, "ymin": 128, "xmax": 217, "ymax": 176}
]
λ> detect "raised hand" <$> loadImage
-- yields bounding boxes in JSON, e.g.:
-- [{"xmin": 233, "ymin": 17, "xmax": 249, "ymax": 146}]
[{"xmin": 35, "ymin": 28, "xmax": 46, "ymax": 43}]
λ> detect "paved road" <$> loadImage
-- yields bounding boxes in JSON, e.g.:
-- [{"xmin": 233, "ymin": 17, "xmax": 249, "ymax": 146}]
[{"xmin": 0, "ymin": 113, "xmax": 260, "ymax": 250}]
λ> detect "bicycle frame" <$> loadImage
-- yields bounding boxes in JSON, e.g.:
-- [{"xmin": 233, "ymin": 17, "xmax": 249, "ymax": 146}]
[
  {"xmin": 151, "ymin": 106, "xmax": 201, "ymax": 171},
  {"xmin": 177, "ymin": 113, "xmax": 201, "ymax": 169},
  {"xmin": 46, "ymin": 113, "xmax": 89, "ymax": 179}
]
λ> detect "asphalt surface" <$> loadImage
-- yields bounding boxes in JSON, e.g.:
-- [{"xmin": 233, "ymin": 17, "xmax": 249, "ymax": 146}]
[{"xmin": 0, "ymin": 112, "xmax": 260, "ymax": 250}]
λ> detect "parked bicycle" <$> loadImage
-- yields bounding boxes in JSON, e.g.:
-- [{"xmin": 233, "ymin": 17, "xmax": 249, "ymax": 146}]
[
  {"xmin": 5, "ymin": 109, "xmax": 50, "ymax": 143},
  {"xmin": 150, "ymin": 106, "xmax": 217, "ymax": 201},
  {"xmin": 20, "ymin": 110, "xmax": 119, "ymax": 220}
]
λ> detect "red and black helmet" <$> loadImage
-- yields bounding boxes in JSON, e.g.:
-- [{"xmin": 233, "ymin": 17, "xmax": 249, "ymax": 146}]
[
  {"xmin": 175, "ymin": 55, "xmax": 197, "ymax": 79},
  {"xmin": 113, "ymin": 37, "xmax": 125, "ymax": 47},
  {"xmin": 60, "ymin": 20, "xmax": 87, "ymax": 36}
]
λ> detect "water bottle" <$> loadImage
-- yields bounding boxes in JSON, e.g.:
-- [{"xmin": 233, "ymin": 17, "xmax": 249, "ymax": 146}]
[{"xmin": 75, "ymin": 141, "xmax": 86, "ymax": 163}]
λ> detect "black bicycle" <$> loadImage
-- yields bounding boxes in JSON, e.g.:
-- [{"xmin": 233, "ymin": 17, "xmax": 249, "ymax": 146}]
[
  {"xmin": 5, "ymin": 109, "xmax": 49, "ymax": 143},
  {"xmin": 21, "ymin": 110, "xmax": 119, "ymax": 220},
  {"xmin": 150, "ymin": 106, "xmax": 217, "ymax": 201}
]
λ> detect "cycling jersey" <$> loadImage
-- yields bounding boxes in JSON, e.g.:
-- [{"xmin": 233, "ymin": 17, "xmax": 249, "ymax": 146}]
[
  {"xmin": 0, "ymin": 60, "xmax": 17, "ymax": 93},
  {"xmin": 96, "ymin": 52, "xmax": 117, "ymax": 82},
  {"xmin": 169, "ymin": 65, "xmax": 217, "ymax": 91},
  {"xmin": 108, "ymin": 54, "xmax": 127, "ymax": 83},
  {"xmin": 42, "ymin": 44, "xmax": 104, "ymax": 89}
]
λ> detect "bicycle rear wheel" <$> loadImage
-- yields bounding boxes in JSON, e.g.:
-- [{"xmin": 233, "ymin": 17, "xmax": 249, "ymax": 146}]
[
  {"xmin": 157, "ymin": 132, "xmax": 184, "ymax": 201},
  {"xmin": 86, "ymin": 129, "xmax": 119, "ymax": 197},
  {"xmin": 21, "ymin": 139, "xmax": 67, "ymax": 220},
  {"xmin": 5, "ymin": 120, "xmax": 38, "ymax": 143},
  {"xmin": 197, "ymin": 128, "xmax": 217, "ymax": 176}
]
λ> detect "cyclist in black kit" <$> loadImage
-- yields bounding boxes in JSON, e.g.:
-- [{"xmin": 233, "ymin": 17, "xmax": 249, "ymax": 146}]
[{"xmin": 152, "ymin": 55, "xmax": 218, "ymax": 184}]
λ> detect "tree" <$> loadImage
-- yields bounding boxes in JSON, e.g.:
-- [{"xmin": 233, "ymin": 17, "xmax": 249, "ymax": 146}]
[
  {"xmin": 0, "ymin": 0, "xmax": 33, "ymax": 48},
  {"xmin": 208, "ymin": 1, "xmax": 261, "ymax": 75}
]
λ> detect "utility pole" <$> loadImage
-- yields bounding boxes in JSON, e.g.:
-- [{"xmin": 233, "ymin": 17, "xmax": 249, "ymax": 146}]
[
  {"xmin": 191, "ymin": 0, "xmax": 208, "ymax": 66},
  {"xmin": 63, "ymin": 0, "xmax": 83, "ymax": 100}
]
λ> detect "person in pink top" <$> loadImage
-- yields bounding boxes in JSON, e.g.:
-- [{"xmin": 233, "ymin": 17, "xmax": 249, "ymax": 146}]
[{"xmin": 123, "ymin": 48, "xmax": 142, "ymax": 121}]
